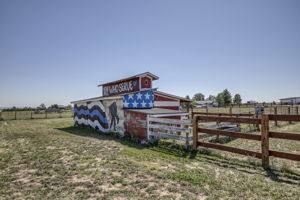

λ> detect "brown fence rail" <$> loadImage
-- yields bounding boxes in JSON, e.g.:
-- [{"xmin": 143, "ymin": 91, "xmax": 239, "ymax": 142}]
[
  {"xmin": 196, "ymin": 115, "xmax": 261, "ymax": 124},
  {"xmin": 192, "ymin": 114, "xmax": 300, "ymax": 169},
  {"xmin": 192, "ymin": 112, "xmax": 254, "ymax": 117}
]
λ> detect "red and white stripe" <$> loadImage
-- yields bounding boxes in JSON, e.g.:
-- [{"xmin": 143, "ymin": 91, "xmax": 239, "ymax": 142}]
[{"xmin": 154, "ymin": 94, "xmax": 180, "ymax": 110}]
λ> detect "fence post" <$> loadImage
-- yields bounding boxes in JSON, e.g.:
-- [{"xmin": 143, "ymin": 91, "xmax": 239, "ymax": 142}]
[
  {"xmin": 229, "ymin": 106, "xmax": 232, "ymax": 115},
  {"xmin": 0, "ymin": 111, "xmax": 2, "ymax": 121},
  {"xmin": 288, "ymin": 107, "xmax": 291, "ymax": 124},
  {"xmin": 261, "ymin": 114, "xmax": 270, "ymax": 169},
  {"xmin": 274, "ymin": 107, "xmax": 278, "ymax": 126},
  {"xmin": 192, "ymin": 116, "xmax": 199, "ymax": 150},
  {"xmin": 296, "ymin": 106, "xmax": 299, "ymax": 115},
  {"xmin": 15, "ymin": 111, "xmax": 17, "ymax": 120},
  {"xmin": 45, "ymin": 110, "xmax": 47, "ymax": 119},
  {"xmin": 206, "ymin": 105, "xmax": 208, "ymax": 114},
  {"xmin": 30, "ymin": 111, "xmax": 33, "ymax": 119}
]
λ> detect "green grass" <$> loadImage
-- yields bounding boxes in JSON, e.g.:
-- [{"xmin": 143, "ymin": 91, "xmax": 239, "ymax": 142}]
[
  {"xmin": 0, "ymin": 118, "xmax": 299, "ymax": 199},
  {"xmin": 0, "ymin": 110, "xmax": 73, "ymax": 120}
]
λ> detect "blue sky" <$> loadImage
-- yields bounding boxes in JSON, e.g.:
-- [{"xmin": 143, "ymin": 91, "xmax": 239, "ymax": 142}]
[{"xmin": 0, "ymin": 0, "xmax": 300, "ymax": 107}]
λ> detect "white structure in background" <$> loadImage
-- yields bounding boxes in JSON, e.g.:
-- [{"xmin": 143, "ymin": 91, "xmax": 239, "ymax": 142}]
[
  {"xmin": 279, "ymin": 97, "xmax": 300, "ymax": 105},
  {"xmin": 194, "ymin": 100, "xmax": 218, "ymax": 107}
]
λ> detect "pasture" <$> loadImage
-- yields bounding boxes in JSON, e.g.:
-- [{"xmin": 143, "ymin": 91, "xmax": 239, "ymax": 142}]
[
  {"xmin": 0, "ymin": 118, "xmax": 299, "ymax": 199},
  {"xmin": 0, "ymin": 110, "xmax": 73, "ymax": 120}
]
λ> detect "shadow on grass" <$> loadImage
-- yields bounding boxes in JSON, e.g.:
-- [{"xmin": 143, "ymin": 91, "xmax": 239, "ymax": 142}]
[
  {"xmin": 56, "ymin": 126, "xmax": 148, "ymax": 150},
  {"xmin": 57, "ymin": 126, "xmax": 300, "ymax": 186}
]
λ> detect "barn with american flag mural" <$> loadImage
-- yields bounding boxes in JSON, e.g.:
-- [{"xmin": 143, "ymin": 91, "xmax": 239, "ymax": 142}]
[{"xmin": 71, "ymin": 72, "xmax": 191, "ymax": 143}]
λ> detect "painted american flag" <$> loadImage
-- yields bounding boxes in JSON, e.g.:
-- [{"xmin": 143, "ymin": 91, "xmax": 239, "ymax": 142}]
[{"xmin": 123, "ymin": 90, "xmax": 154, "ymax": 109}]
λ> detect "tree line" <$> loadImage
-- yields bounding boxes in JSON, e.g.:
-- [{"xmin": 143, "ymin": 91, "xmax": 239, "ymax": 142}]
[
  {"xmin": 1, "ymin": 103, "xmax": 73, "ymax": 111},
  {"xmin": 186, "ymin": 89, "xmax": 242, "ymax": 106}
]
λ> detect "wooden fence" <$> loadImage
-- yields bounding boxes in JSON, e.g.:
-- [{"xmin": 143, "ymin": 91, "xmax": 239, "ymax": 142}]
[
  {"xmin": 192, "ymin": 114, "xmax": 300, "ymax": 169},
  {"xmin": 0, "ymin": 110, "xmax": 73, "ymax": 121},
  {"xmin": 191, "ymin": 105, "xmax": 300, "ymax": 116},
  {"xmin": 148, "ymin": 114, "xmax": 192, "ymax": 146}
]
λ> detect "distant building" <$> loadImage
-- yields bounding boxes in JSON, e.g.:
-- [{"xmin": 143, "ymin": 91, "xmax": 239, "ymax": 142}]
[
  {"xmin": 247, "ymin": 100, "xmax": 257, "ymax": 104},
  {"xmin": 279, "ymin": 97, "xmax": 300, "ymax": 105},
  {"xmin": 57, "ymin": 105, "xmax": 66, "ymax": 109}
]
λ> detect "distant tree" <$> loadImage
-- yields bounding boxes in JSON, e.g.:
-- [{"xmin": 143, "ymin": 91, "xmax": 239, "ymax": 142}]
[
  {"xmin": 206, "ymin": 95, "xmax": 216, "ymax": 101},
  {"xmin": 222, "ymin": 89, "xmax": 232, "ymax": 105},
  {"xmin": 216, "ymin": 93, "xmax": 224, "ymax": 105},
  {"xmin": 66, "ymin": 105, "xmax": 73, "ymax": 110},
  {"xmin": 49, "ymin": 104, "xmax": 59, "ymax": 109},
  {"xmin": 233, "ymin": 94, "xmax": 242, "ymax": 104},
  {"xmin": 193, "ymin": 93, "xmax": 205, "ymax": 101},
  {"xmin": 185, "ymin": 95, "xmax": 191, "ymax": 100},
  {"xmin": 40, "ymin": 103, "xmax": 46, "ymax": 109}
]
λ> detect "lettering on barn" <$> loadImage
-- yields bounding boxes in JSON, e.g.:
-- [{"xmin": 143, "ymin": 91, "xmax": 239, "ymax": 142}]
[
  {"xmin": 71, "ymin": 72, "xmax": 191, "ymax": 143},
  {"xmin": 103, "ymin": 79, "xmax": 139, "ymax": 96}
]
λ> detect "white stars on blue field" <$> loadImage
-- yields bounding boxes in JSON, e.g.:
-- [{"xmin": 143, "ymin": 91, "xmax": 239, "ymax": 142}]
[{"xmin": 123, "ymin": 90, "xmax": 154, "ymax": 109}]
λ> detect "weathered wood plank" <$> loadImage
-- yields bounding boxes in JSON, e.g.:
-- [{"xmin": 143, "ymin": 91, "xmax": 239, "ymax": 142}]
[
  {"xmin": 149, "ymin": 131, "xmax": 192, "ymax": 141},
  {"xmin": 192, "ymin": 112, "xmax": 254, "ymax": 117},
  {"xmin": 198, "ymin": 115, "xmax": 261, "ymax": 124},
  {"xmin": 198, "ymin": 128, "xmax": 261, "ymax": 141},
  {"xmin": 268, "ymin": 114, "xmax": 300, "ymax": 122},
  {"xmin": 149, "ymin": 117, "xmax": 192, "ymax": 125},
  {"xmin": 200, "ymin": 124, "xmax": 237, "ymax": 129},
  {"xmin": 149, "ymin": 124, "xmax": 191, "ymax": 133},
  {"xmin": 269, "ymin": 131, "xmax": 300, "ymax": 141},
  {"xmin": 269, "ymin": 150, "xmax": 300, "ymax": 161},
  {"xmin": 197, "ymin": 141, "xmax": 262, "ymax": 159}
]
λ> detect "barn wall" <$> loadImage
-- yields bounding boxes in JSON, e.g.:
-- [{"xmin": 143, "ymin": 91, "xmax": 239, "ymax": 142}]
[
  {"xmin": 124, "ymin": 110, "xmax": 148, "ymax": 142},
  {"xmin": 73, "ymin": 99, "xmax": 125, "ymax": 136},
  {"xmin": 74, "ymin": 102, "xmax": 89, "ymax": 127},
  {"xmin": 102, "ymin": 99, "xmax": 125, "ymax": 135},
  {"xmin": 154, "ymin": 94, "xmax": 180, "ymax": 110},
  {"xmin": 141, "ymin": 76, "xmax": 152, "ymax": 89}
]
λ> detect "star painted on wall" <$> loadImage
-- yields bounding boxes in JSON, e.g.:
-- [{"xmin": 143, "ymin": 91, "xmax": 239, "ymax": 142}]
[
  {"xmin": 128, "ymin": 94, "xmax": 135, "ymax": 100},
  {"xmin": 141, "ymin": 101, "xmax": 146, "ymax": 107},
  {"xmin": 132, "ymin": 101, "xmax": 138, "ymax": 108},
  {"xmin": 144, "ymin": 92, "xmax": 150, "ymax": 99},
  {"xmin": 136, "ymin": 93, "xmax": 143, "ymax": 99},
  {"xmin": 124, "ymin": 101, "xmax": 129, "ymax": 108}
]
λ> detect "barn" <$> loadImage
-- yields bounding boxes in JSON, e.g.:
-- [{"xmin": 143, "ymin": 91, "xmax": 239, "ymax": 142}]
[
  {"xmin": 71, "ymin": 72, "xmax": 191, "ymax": 143},
  {"xmin": 279, "ymin": 97, "xmax": 300, "ymax": 105}
]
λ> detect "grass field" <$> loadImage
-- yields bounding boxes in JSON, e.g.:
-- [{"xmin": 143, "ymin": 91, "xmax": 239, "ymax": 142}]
[
  {"xmin": 0, "ymin": 110, "xmax": 73, "ymax": 120},
  {"xmin": 0, "ymin": 118, "xmax": 300, "ymax": 199}
]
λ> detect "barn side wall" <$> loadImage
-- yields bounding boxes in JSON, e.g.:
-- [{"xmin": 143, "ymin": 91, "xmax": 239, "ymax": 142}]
[
  {"xmin": 154, "ymin": 94, "xmax": 180, "ymax": 110},
  {"xmin": 74, "ymin": 99, "xmax": 125, "ymax": 136},
  {"xmin": 102, "ymin": 99, "xmax": 125, "ymax": 135},
  {"xmin": 124, "ymin": 110, "xmax": 148, "ymax": 142}
]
